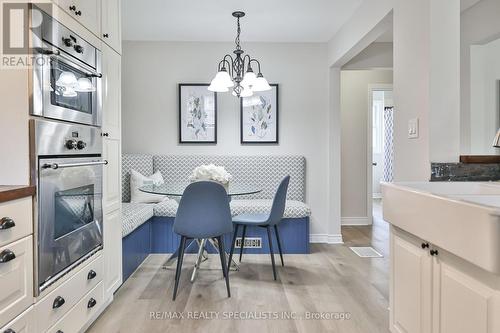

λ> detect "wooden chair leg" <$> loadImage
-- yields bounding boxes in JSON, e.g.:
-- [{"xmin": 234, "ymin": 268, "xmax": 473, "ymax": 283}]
[
  {"xmin": 239, "ymin": 225, "xmax": 247, "ymax": 262},
  {"xmin": 274, "ymin": 225, "xmax": 284, "ymax": 266},
  {"xmin": 228, "ymin": 224, "xmax": 239, "ymax": 270},
  {"xmin": 266, "ymin": 226, "xmax": 277, "ymax": 280},
  {"xmin": 217, "ymin": 236, "xmax": 231, "ymax": 298},
  {"xmin": 173, "ymin": 236, "xmax": 187, "ymax": 301}
]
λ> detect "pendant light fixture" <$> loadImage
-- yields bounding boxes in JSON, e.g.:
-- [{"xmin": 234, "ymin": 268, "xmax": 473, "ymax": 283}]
[{"xmin": 208, "ymin": 11, "xmax": 272, "ymax": 97}]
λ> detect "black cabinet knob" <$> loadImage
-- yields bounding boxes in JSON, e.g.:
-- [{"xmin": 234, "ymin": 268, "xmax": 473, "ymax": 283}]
[
  {"xmin": 421, "ymin": 242, "xmax": 429, "ymax": 249},
  {"xmin": 69, "ymin": 5, "xmax": 76, "ymax": 11},
  {"xmin": 75, "ymin": 10, "xmax": 82, "ymax": 16},
  {"xmin": 102, "ymin": 132, "xmax": 109, "ymax": 137},
  {"xmin": 74, "ymin": 44, "xmax": 84, "ymax": 53},
  {"xmin": 87, "ymin": 297, "xmax": 97, "ymax": 308},
  {"xmin": 4, "ymin": 328, "xmax": 15, "ymax": 333},
  {"xmin": 0, "ymin": 250, "xmax": 16, "ymax": 263},
  {"xmin": 56, "ymin": 331, "xmax": 64, "ymax": 333},
  {"xmin": 52, "ymin": 296, "xmax": 66, "ymax": 309},
  {"xmin": 62, "ymin": 37, "xmax": 73, "ymax": 47},
  {"xmin": 0, "ymin": 217, "xmax": 15, "ymax": 230},
  {"xmin": 103, "ymin": 33, "xmax": 109, "ymax": 38},
  {"xmin": 87, "ymin": 269, "xmax": 97, "ymax": 280},
  {"xmin": 430, "ymin": 249, "xmax": 439, "ymax": 256}
]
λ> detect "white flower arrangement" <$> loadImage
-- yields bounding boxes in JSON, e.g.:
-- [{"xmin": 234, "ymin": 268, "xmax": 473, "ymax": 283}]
[{"xmin": 189, "ymin": 164, "xmax": 232, "ymax": 188}]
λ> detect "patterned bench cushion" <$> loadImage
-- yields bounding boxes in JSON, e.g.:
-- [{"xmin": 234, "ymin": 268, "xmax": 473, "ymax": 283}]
[
  {"xmin": 122, "ymin": 154, "xmax": 154, "ymax": 203},
  {"xmin": 153, "ymin": 155, "xmax": 305, "ymax": 201},
  {"xmin": 122, "ymin": 203, "xmax": 154, "ymax": 238},
  {"xmin": 230, "ymin": 199, "xmax": 311, "ymax": 219},
  {"xmin": 153, "ymin": 199, "xmax": 179, "ymax": 217}
]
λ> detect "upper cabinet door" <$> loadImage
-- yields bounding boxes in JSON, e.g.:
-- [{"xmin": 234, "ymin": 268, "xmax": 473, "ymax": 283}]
[
  {"xmin": 102, "ymin": 44, "xmax": 121, "ymax": 139},
  {"xmin": 55, "ymin": 0, "xmax": 102, "ymax": 37},
  {"xmin": 101, "ymin": 0, "xmax": 122, "ymax": 54}
]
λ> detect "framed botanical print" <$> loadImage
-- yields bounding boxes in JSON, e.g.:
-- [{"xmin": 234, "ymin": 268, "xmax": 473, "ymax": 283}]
[
  {"xmin": 178, "ymin": 84, "xmax": 217, "ymax": 143},
  {"xmin": 240, "ymin": 84, "xmax": 279, "ymax": 144}
]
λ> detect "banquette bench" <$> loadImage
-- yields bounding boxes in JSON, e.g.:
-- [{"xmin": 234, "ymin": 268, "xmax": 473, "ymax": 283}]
[{"xmin": 121, "ymin": 154, "xmax": 311, "ymax": 281}]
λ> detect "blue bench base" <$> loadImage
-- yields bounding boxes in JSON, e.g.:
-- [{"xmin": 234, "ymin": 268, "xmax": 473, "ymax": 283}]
[{"xmin": 122, "ymin": 216, "xmax": 309, "ymax": 282}]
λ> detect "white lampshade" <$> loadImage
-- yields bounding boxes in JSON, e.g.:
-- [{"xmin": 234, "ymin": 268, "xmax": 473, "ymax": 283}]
[
  {"xmin": 208, "ymin": 78, "xmax": 229, "ymax": 92},
  {"xmin": 56, "ymin": 71, "xmax": 78, "ymax": 88},
  {"xmin": 252, "ymin": 74, "xmax": 271, "ymax": 92},
  {"xmin": 212, "ymin": 69, "xmax": 234, "ymax": 88},
  {"xmin": 241, "ymin": 70, "xmax": 257, "ymax": 88},
  {"xmin": 75, "ymin": 78, "xmax": 96, "ymax": 92}
]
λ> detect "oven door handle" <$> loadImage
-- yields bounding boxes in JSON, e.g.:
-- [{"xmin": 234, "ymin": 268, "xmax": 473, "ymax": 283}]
[
  {"xmin": 38, "ymin": 47, "xmax": 103, "ymax": 78},
  {"xmin": 42, "ymin": 160, "xmax": 108, "ymax": 170}
]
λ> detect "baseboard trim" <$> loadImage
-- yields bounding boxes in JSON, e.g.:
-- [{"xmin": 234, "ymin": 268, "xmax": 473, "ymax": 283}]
[
  {"xmin": 309, "ymin": 234, "xmax": 344, "ymax": 244},
  {"xmin": 341, "ymin": 217, "xmax": 372, "ymax": 226}
]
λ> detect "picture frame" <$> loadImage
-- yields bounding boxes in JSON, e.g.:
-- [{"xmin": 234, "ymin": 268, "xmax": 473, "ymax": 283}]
[
  {"xmin": 178, "ymin": 83, "xmax": 217, "ymax": 144},
  {"xmin": 240, "ymin": 84, "xmax": 279, "ymax": 144}
]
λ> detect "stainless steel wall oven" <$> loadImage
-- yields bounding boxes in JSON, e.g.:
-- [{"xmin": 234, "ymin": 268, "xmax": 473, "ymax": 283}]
[
  {"xmin": 31, "ymin": 9, "xmax": 102, "ymax": 127},
  {"xmin": 31, "ymin": 120, "xmax": 105, "ymax": 294}
]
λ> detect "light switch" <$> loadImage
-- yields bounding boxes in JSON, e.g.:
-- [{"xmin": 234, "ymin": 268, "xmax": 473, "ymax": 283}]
[{"xmin": 408, "ymin": 118, "xmax": 419, "ymax": 139}]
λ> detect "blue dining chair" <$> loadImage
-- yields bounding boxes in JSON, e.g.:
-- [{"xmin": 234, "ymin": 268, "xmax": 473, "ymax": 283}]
[
  {"xmin": 228, "ymin": 176, "xmax": 290, "ymax": 280},
  {"xmin": 172, "ymin": 181, "xmax": 233, "ymax": 300}
]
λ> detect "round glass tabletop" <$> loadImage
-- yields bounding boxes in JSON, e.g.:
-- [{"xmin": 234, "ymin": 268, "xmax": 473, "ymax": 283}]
[{"xmin": 139, "ymin": 182, "xmax": 262, "ymax": 197}]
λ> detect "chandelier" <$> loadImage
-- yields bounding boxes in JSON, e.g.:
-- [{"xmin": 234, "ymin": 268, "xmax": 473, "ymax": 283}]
[{"xmin": 208, "ymin": 11, "xmax": 271, "ymax": 97}]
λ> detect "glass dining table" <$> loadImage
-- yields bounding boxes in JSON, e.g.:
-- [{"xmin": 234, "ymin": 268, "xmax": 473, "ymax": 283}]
[{"xmin": 139, "ymin": 182, "xmax": 262, "ymax": 282}]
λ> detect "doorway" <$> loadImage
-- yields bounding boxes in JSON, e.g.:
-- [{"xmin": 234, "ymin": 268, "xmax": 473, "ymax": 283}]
[{"xmin": 368, "ymin": 86, "xmax": 393, "ymax": 202}]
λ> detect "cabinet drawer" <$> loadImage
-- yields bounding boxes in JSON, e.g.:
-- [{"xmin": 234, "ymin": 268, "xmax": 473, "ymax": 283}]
[
  {"xmin": 0, "ymin": 306, "xmax": 35, "ymax": 333},
  {"xmin": 0, "ymin": 197, "xmax": 32, "ymax": 248},
  {"xmin": 35, "ymin": 254, "xmax": 103, "ymax": 332},
  {"xmin": 47, "ymin": 282, "xmax": 103, "ymax": 333},
  {"xmin": 0, "ymin": 236, "xmax": 34, "ymax": 328}
]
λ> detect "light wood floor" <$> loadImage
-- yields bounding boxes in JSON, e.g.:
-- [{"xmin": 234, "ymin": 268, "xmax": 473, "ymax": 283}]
[{"xmin": 88, "ymin": 200, "xmax": 389, "ymax": 333}]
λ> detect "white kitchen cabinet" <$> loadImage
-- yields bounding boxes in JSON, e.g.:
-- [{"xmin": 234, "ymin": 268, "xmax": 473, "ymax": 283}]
[
  {"xmin": 103, "ymin": 209, "xmax": 122, "ymax": 299},
  {"xmin": 103, "ymin": 138, "xmax": 121, "ymax": 213},
  {"xmin": 54, "ymin": 0, "xmax": 101, "ymax": 36},
  {"xmin": 391, "ymin": 227, "xmax": 500, "ymax": 333},
  {"xmin": 102, "ymin": 44, "xmax": 121, "ymax": 140},
  {"xmin": 0, "ymin": 306, "xmax": 35, "ymax": 333},
  {"xmin": 0, "ymin": 236, "xmax": 33, "ymax": 328},
  {"xmin": 390, "ymin": 229, "xmax": 432, "ymax": 333},
  {"xmin": 101, "ymin": 0, "xmax": 122, "ymax": 53}
]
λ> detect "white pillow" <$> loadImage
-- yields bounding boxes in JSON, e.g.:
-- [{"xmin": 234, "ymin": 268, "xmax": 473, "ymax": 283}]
[{"xmin": 130, "ymin": 169, "xmax": 167, "ymax": 203}]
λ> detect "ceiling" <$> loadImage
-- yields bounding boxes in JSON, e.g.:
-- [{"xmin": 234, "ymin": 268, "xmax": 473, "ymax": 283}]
[{"xmin": 122, "ymin": 0, "xmax": 364, "ymax": 42}]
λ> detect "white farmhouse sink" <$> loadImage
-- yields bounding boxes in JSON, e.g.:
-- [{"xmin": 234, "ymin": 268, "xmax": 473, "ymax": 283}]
[{"xmin": 382, "ymin": 181, "xmax": 500, "ymax": 274}]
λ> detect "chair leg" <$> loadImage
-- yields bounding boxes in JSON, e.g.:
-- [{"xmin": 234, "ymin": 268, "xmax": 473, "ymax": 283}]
[
  {"xmin": 239, "ymin": 225, "xmax": 247, "ymax": 262},
  {"xmin": 266, "ymin": 226, "xmax": 277, "ymax": 280},
  {"xmin": 274, "ymin": 225, "xmax": 284, "ymax": 267},
  {"xmin": 228, "ymin": 224, "xmax": 239, "ymax": 270},
  {"xmin": 217, "ymin": 236, "xmax": 231, "ymax": 298},
  {"xmin": 173, "ymin": 236, "xmax": 187, "ymax": 301},
  {"xmin": 217, "ymin": 238, "xmax": 226, "ymax": 278}
]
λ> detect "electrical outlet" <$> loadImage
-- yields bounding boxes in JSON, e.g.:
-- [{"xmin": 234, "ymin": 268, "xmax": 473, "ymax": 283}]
[
  {"xmin": 235, "ymin": 237, "xmax": 262, "ymax": 248},
  {"xmin": 408, "ymin": 118, "xmax": 419, "ymax": 139}
]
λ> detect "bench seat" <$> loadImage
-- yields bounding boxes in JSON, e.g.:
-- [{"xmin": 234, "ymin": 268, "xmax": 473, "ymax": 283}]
[{"xmin": 122, "ymin": 203, "xmax": 154, "ymax": 238}]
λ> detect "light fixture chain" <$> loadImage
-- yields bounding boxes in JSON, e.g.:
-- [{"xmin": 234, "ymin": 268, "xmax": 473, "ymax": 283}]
[{"xmin": 235, "ymin": 16, "xmax": 241, "ymax": 51}]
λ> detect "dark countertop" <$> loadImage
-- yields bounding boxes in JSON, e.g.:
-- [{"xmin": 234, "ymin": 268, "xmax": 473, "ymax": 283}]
[{"xmin": 0, "ymin": 185, "xmax": 36, "ymax": 203}]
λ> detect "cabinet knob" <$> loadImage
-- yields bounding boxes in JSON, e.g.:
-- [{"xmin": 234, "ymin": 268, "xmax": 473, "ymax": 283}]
[
  {"xmin": 102, "ymin": 132, "xmax": 109, "ymax": 137},
  {"xmin": 56, "ymin": 331, "xmax": 64, "ymax": 333},
  {"xmin": 75, "ymin": 10, "xmax": 82, "ymax": 16},
  {"xmin": 87, "ymin": 297, "xmax": 97, "ymax": 308},
  {"xmin": 0, "ymin": 250, "xmax": 16, "ymax": 263},
  {"xmin": 52, "ymin": 296, "xmax": 66, "ymax": 309},
  {"xmin": 69, "ymin": 5, "xmax": 76, "ymax": 11},
  {"xmin": 4, "ymin": 328, "xmax": 15, "ymax": 333},
  {"xmin": 421, "ymin": 242, "xmax": 429, "ymax": 249},
  {"xmin": 87, "ymin": 269, "xmax": 97, "ymax": 280},
  {"xmin": 430, "ymin": 249, "xmax": 439, "ymax": 256},
  {"xmin": 0, "ymin": 217, "xmax": 15, "ymax": 230},
  {"xmin": 103, "ymin": 33, "xmax": 109, "ymax": 38}
]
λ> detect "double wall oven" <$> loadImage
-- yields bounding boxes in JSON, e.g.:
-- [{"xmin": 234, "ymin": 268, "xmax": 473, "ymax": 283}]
[{"xmin": 30, "ymin": 8, "xmax": 105, "ymax": 295}]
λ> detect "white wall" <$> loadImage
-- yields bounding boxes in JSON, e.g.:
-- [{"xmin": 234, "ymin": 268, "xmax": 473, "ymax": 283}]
[
  {"xmin": 342, "ymin": 43, "xmax": 393, "ymax": 70},
  {"xmin": 340, "ymin": 70, "xmax": 393, "ymax": 224},
  {"xmin": 121, "ymin": 41, "xmax": 331, "ymax": 238},
  {"xmin": 460, "ymin": 0, "xmax": 500, "ymax": 154}
]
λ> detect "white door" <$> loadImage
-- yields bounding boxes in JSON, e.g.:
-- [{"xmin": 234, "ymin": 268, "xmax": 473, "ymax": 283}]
[
  {"xmin": 390, "ymin": 229, "xmax": 433, "ymax": 333},
  {"xmin": 101, "ymin": 0, "xmax": 122, "ymax": 53},
  {"xmin": 433, "ymin": 257, "xmax": 498, "ymax": 333},
  {"xmin": 55, "ymin": 0, "xmax": 101, "ymax": 36},
  {"xmin": 103, "ymin": 209, "xmax": 122, "ymax": 298},
  {"xmin": 372, "ymin": 91, "xmax": 384, "ymax": 197},
  {"xmin": 102, "ymin": 44, "xmax": 121, "ymax": 140}
]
